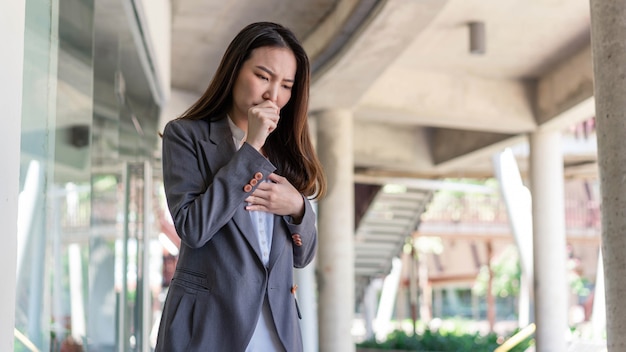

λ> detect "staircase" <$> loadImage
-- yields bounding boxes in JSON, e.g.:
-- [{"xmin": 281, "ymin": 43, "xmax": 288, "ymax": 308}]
[{"xmin": 354, "ymin": 184, "xmax": 433, "ymax": 303}]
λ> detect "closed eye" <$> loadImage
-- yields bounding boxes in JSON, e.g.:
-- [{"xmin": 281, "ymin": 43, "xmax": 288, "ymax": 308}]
[{"xmin": 255, "ymin": 65, "xmax": 294, "ymax": 86}]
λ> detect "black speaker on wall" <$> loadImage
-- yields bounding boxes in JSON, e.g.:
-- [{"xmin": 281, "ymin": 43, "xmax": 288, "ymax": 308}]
[{"xmin": 68, "ymin": 124, "xmax": 90, "ymax": 148}]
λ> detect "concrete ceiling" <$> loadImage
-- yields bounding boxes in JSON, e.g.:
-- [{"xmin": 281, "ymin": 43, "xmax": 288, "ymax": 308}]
[{"xmin": 169, "ymin": 0, "xmax": 596, "ymax": 181}]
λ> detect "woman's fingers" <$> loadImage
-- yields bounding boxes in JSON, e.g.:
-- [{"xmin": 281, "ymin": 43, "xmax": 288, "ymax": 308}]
[
  {"xmin": 244, "ymin": 174, "xmax": 302, "ymax": 216},
  {"xmin": 267, "ymin": 172, "xmax": 286, "ymax": 183},
  {"xmin": 247, "ymin": 101, "xmax": 280, "ymax": 149}
]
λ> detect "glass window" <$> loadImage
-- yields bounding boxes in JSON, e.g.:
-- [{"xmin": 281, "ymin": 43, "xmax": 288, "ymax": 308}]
[{"xmin": 16, "ymin": 0, "xmax": 163, "ymax": 351}]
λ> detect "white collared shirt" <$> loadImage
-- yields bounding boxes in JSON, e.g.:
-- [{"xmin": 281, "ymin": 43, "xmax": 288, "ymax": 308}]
[{"xmin": 227, "ymin": 116, "xmax": 284, "ymax": 352}]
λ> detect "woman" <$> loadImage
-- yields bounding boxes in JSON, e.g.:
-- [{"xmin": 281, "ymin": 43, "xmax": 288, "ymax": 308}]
[{"xmin": 155, "ymin": 22, "xmax": 326, "ymax": 352}]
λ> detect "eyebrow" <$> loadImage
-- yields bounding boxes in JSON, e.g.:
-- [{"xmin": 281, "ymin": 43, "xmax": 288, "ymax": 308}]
[{"xmin": 256, "ymin": 65, "xmax": 294, "ymax": 83}]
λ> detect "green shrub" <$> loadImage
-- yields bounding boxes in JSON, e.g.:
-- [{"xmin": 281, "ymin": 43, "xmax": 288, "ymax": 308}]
[{"xmin": 356, "ymin": 328, "xmax": 534, "ymax": 352}]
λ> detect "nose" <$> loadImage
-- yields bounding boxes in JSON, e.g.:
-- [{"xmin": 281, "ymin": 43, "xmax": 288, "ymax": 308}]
[{"xmin": 262, "ymin": 84, "xmax": 278, "ymax": 103}]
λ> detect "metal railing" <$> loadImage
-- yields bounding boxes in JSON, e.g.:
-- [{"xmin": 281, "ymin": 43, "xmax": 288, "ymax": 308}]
[
  {"xmin": 420, "ymin": 189, "xmax": 601, "ymax": 234},
  {"xmin": 494, "ymin": 323, "xmax": 535, "ymax": 352}
]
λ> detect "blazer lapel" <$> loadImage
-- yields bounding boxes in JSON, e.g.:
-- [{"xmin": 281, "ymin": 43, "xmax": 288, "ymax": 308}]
[
  {"xmin": 203, "ymin": 116, "xmax": 264, "ymax": 264},
  {"xmin": 203, "ymin": 116, "xmax": 234, "ymax": 175},
  {"xmin": 267, "ymin": 216, "xmax": 286, "ymax": 270},
  {"xmin": 232, "ymin": 207, "xmax": 264, "ymax": 263}
]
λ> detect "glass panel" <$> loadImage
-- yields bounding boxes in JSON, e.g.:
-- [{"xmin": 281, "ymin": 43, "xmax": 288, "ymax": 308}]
[
  {"xmin": 17, "ymin": 0, "xmax": 162, "ymax": 351},
  {"xmin": 89, "ymin": 171, "xmax": 123, "ymax": 352},
  {"xmin": 17, "ymin": 0, "xmax": 95, "ymax": 351},
  {"xmin": 120, "ymin": 162, "xmax": 150, "ymax": 352},
  {"xmin": 16, "ymin": 0, "xmax": 58, "ymax": 350},
  {"xmin": 91, "ymin": 0, "xmax": 162, "ymax": 349}
]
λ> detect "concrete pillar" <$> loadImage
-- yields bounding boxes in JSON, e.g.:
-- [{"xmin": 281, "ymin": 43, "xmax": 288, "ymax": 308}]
[
  {"xmin": 316, "ymin": 109, "xmax": 354, "ymax": 352},
  {"xmin": 375, "ymin": 257, "xmax": 402, "ymax": 340},
  {"xmin": 361, "ymin": 279, "xmax": 381, "ymax": 340},
  {"xmin": 0, "ymin": 1, "xmax": 25, "ymax": 350},
  {"xmin": 591, "ymin": 250, "xmax": 606, "ymax": 340},
  {"xmin": 492, "ymin": 149, "xmax": 534, "ymax": 326},
  {"xmin": 589, "ymin": 2, "xmax": 626, "ymax": 349},
  {"xmin": 529, "ymin": 131, "xmax": 568, "ymax": 351}
]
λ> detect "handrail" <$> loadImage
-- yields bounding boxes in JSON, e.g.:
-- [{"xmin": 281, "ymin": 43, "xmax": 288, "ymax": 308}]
[
  {"xmin": 421, "ymin": 191, "xmax": 601, "ymax": 231},
  {"xmin": 494, "ymin": 323, "xmax": 535, "ymax": 352},
  {"xmin": 14, "ymin": 328, "xmax": 40, "ymax": 352}
]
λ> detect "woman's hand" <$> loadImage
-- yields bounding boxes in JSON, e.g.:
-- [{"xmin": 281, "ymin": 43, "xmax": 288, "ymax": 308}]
[
  {"xmin": 245, "ymin": 173, "xmax": 305, "ymax": 222},
  {"xmin": 246, "ymin": 100, "xmax": 280, "ymax": 151}
]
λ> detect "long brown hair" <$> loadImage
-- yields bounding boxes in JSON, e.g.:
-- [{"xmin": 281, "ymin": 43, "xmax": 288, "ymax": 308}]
[{"xmin": 179, "ymin": 22, "xmax": 326, "ymax": 199}]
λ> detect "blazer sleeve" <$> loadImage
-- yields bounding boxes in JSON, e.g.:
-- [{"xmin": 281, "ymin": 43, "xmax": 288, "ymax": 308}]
[
  {"xmin": 162, "ymin": 120, "xmax": 276, "ymax": 248},
  {"xmin": 283, "ymin": 197, "xmax": 317, "ymax": 268}
]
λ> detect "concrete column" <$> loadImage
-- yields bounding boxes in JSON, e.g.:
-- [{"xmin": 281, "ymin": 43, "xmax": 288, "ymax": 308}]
[
  {"xmin": 591, "ymin": 250, "xmax": 606, "ymax": 340},
  {"xmin": 316, "ymin": 109, "xmax": 354, "ymax": 352},
  {"xmin": 589, "ymin": 2, "xmax": 626, "ymax": 349},
  {"xmin": 375, "ymin": 257, "xmax": 402, "ymax": 340},
  {"xmin": 0, "ymin": 1, "xmax": 25, "ymax": 350},
  {"xmin": 529, "ymin": 131, "xmax": 568, "ymax": 352},
  {"xmin": 361, "ymin": 279, "xmax": 381, "ymax": 340},
  {"xmin": 493, "ymin": 149, "xmax": 534, "ymax": 326}
]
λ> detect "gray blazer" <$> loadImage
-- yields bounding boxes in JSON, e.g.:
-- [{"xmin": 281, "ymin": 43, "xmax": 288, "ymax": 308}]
[{"xmin": 155, "ymin": 116, "xmax": 317, "ymax": 352}]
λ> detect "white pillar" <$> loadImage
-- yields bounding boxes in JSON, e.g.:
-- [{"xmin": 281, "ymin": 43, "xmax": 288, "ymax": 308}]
[
  {"xmin": 375, "ymin": 257, "xmax": 402, "ymax": 340},
  {"xmin": 316, "ymin": 109, "xmax": 354, "ymax": 352},
  {"xmin": 361, "ymin": 279, "xmax": 381, "ymax": 340},
  {"xmin": 591, "ymin": 250, "xmax": 606, "ymax": 340},
  {"xmin": 529, "ymin": 131, "xmax": 568, "ymax": 351},
  {"xmin": 493, "ymin": 149, "xmax": 534, "ymax": 327},
  {"xmin": 589, "ymin": 1, "xmax": 626, "ymax": 349},
  {"xmin": 0, "ymin": 1, "xmax": 25, "ymax": 351}
]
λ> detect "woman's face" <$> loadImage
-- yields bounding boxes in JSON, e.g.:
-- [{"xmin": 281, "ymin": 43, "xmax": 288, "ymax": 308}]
[{"xmin": 229, "ymin": 46, "xmax": 297, "ymax": 123}]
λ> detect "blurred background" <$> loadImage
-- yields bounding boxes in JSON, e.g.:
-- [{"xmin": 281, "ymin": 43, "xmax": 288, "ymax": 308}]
[{"xmin": 3, "ymin": 1, "xmax": 606, "ymax": 351}]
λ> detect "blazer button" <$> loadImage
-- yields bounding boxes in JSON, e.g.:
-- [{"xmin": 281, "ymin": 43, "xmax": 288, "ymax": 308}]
[
  {"xmin": 254, "ymin": 172, "xmax": 263, "ymax": 180},
  {"xmin": 292, "ymin": 234, "xmax": 303, "ymax": 247},
  {"xmin": 243, "ymin": 184, "xmax": 253, "ymax": 192},
  {"xmin": 250, "ymin": 178, "xmax": 258, "ymax": 186}
]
